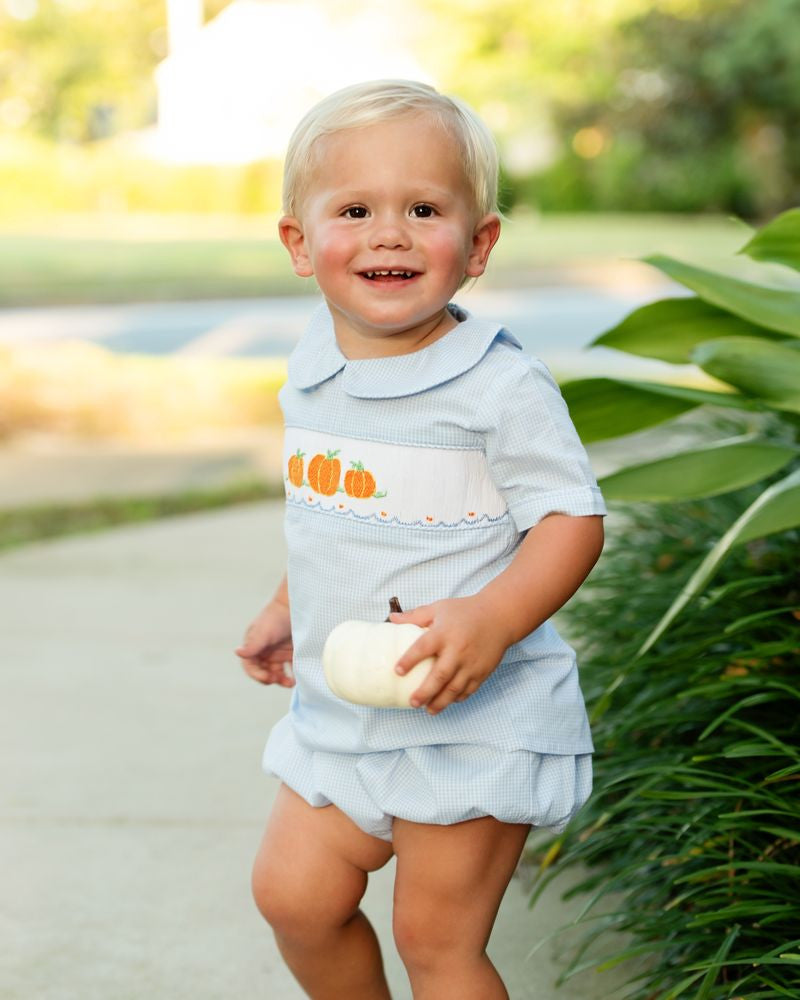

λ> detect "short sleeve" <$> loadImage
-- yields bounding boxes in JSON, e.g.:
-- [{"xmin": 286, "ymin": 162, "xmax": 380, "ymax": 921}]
[{"xmin": 479, "ymin": 355, "xmax": 607, "ymax": 532}]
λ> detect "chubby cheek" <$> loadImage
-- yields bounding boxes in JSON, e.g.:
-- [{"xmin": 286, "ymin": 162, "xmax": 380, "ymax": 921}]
[
  {"xmin": 309, "ymin": 223, "xmax": 359, "ymax": 277},
  {"xmin": 424, "ymin": 226, "xmax": 473, "ymax": 279}
]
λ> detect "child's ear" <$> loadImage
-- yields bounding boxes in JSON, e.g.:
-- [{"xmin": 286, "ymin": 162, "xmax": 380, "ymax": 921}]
[
  {"xmin": 279, "ymin": 216, "xmax": 314, "ymax": 277},
  {"xmin": 465, "ymin": 213, "xmax": 501, "ymax": 278}
]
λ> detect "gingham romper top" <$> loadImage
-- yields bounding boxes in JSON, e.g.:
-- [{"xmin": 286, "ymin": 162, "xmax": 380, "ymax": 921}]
[{"xmin": 262, "ymin": 302, "xmax": 608, "ymax": 841}]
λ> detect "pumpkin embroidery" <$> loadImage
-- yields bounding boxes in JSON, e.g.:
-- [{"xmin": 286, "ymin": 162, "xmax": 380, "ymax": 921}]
[
  {"xmin": 344, "ymin": 461, "xmax": 376, "ymax": 499},
  {"xmin": 308, "ymin": 450, "xmax": 341, "ymax": 496},
  {"xmin": 287, "ymin": 449, "xmax": 305, "ymax": 488},
  {"xmin": 283, "ymin": 431, "xmax": 507, "ymax": 526}
]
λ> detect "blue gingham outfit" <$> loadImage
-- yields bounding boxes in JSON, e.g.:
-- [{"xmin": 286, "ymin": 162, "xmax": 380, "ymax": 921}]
[{"xmin": 263, "ymin": 302, "xmax": 607, "ymax": 841}]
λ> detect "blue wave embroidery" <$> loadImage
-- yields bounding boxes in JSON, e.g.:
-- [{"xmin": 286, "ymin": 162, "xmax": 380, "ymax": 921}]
[{"xmin": 284, "ymin": 491, "xmax": 509, "ymax": 530}]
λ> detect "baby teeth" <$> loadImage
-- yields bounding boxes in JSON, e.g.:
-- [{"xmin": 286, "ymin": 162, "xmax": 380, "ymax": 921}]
[{"xmin": 365, "ymin": 270, "xmax": 415, "ymax": 278}]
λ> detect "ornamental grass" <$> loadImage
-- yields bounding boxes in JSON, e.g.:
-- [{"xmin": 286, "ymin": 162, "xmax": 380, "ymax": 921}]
[{"xmin": 530, "ymin": 493, "xmax": 800, "ymax": 998}]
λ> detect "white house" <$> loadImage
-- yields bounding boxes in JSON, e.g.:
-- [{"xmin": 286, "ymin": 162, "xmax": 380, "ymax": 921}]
[{"xmin": 149, "ymin": 0, "xmax": 432, "ymax": 164}]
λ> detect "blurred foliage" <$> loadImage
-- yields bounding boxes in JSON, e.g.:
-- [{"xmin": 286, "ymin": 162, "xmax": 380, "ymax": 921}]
[
  {"xmin": 559, "ymin": 0, "xmax": 800, "ymax": 216},
  {"xmin": 0, "ymin": 0, "xmax": 227, "ymax": 141},
  {"xmin": 0, "ymin": 133, "xmax": 282, "ymax": 218},
  {"xmin": 428, "ymin": 0, "xmax": 800, "ymax": 216}
]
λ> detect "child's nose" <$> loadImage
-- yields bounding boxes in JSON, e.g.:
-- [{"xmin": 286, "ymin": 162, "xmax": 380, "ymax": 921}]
[{"xmin": 368, "ymin": 214, "xmax": 411, "ymax": 250}]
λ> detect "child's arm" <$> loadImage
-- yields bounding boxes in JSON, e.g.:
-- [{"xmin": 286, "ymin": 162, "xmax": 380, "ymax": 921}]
[
  {"xmin": 236, "ymin": 573, "xmax": 295, "ymax": 687},
  {"xmin": 391, "ymin": 513, "xmax": 604, "ymax": 714}
]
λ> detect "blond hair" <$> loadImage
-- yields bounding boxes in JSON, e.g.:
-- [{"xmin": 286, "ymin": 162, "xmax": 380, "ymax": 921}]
[{"xmin": 282, "ymin": 79, "xmax": 499, "ymax": 218}]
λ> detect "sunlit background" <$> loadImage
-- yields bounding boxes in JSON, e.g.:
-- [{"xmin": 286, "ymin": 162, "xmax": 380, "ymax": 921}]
[{"xmin": 1, "ymin": 0, "xmax": 799, "ymax": 513}]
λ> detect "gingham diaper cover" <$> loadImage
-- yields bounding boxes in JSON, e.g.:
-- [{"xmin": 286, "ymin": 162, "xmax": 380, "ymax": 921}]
[{"xmin": 263, "ymin": 716, "xmax": 592, "ymax": 842}]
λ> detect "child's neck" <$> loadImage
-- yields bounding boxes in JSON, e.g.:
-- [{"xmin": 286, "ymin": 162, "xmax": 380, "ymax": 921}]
[{"xmin": 331, "ymin": 305, "xmax": 460, "ymax": 360}]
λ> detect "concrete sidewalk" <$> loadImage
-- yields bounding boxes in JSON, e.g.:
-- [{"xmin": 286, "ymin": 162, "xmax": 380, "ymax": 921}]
[{"xmin": 0, "ymin": 502, "xmax": 629, "ymax": 999}]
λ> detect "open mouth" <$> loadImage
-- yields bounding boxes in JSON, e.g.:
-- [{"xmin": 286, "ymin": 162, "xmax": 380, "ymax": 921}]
[{"xmin": 360, "ymin": 269, "xmax": 419, "ymax": 282}]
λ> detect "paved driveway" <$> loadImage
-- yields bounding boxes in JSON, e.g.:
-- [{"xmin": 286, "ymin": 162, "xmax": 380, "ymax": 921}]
[{"xmin": 0, "ymin": 283, "xmax": 679, "ymax": 378}]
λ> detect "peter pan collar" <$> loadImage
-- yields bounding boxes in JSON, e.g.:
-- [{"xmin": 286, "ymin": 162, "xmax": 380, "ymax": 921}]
[{"xmin": 287, "ymin": 302, "xmax": 522, "ymax": 399}]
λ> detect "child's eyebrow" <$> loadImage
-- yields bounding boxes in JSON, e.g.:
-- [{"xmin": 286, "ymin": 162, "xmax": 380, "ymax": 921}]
[{"xmin": 323, "ymin": 186, "xmax": 459, "ymax": 204}]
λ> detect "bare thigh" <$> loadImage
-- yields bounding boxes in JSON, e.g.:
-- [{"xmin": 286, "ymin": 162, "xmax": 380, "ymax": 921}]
[
  {"xmin": 252, "ymin": 784, "xmax": 394, "ymax": 936},
  {"xmin": 392, "ymin": 815, "xmax": 531, "ymax": 961}
]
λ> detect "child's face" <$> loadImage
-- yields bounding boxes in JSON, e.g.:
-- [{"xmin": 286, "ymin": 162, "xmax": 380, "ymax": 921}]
[{"xmin": 279, "ymin": 114, "xmax": 500, "ymax": 358}]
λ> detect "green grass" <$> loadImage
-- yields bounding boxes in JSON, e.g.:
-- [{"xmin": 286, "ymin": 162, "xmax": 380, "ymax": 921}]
[
  {"xmin": 0, "ymin": 212, "xmax": 751, "ymax": 307},
  {"xmin": 1, "ymin": 230, "xmax": 306, "ymax": 306},
  {"xmin": 492, "ymin": 212, "xmax": 751, "ymax": 276},
  {"xmin": 0, "ymin": 478, "xmax": 284, "ymax": 551}
]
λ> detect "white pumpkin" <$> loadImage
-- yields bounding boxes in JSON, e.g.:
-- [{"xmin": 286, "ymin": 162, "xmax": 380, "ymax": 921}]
[{"xmin": 322, "ymin": 619, "xmax": 434, "ymax": 709}]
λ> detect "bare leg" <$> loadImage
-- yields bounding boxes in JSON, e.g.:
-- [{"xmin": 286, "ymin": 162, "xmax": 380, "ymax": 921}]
[
  {"xmin": 392, "ymin": 815, "xmax": 530, "ymax": 1000},
  {"xmin": 252, "ymin": 784, "xmax": 394, "ymax": 999}
]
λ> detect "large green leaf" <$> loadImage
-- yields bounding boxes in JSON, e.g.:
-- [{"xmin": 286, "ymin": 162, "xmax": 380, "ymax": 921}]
[
  {"xmin": 561, "ymin": 377, "xmax": 754, "ymax": 443},
  {"xmin": 740, "ymin": 208, "xmax": 800, "ymax": 272},
  {"xmin": 691, "ymin": 337, "xmax": 800, "ymax": 414},
  {"xmin": 638, "ymin": 466, "xmax": 800, "ymax": 655},
  {"xmin": 735, "ymin": 470, "xmax": 800, "ymax": 544},
  {"xmin": 562, "ymin": 379, "xmax": 695, "ymax": 442},
  {"xmin": 598, "ymin": 436, "xmax": 797, "ymax": 501},
  {"xmin": 591, "ymin": 297, "xmax": 779, "ymax": 364},
  {"xmin": 644, "ymin": 253, "xmax": 800, "ymax": 337}
]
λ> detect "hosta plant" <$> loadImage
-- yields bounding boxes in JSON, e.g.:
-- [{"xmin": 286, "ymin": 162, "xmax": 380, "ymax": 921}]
[{"xmin": 561, "ymin": 207, "xmax": 800, "ymax": 654}]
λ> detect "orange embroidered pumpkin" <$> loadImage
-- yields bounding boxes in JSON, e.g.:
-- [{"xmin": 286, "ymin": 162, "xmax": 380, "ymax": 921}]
[
  {"xmin": 287, "ymin": 449, "xmax": 305, "ymax": 487},
  {"xmin": 344, "ymin": 461, "xmax": 376, "ymax": 498},
  {"xmin": 308, "ymin": 450, "xmax": 341, "ymax": 495}
]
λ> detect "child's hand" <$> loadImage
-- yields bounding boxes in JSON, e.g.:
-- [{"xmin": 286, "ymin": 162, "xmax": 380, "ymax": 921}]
[
  {"xmin": 236, "ymin": 599, "xmax": 295, "ymax": 687},
  {"xmin": 390, "ymin": 596, "xmax": 511, "ymax": 715}
]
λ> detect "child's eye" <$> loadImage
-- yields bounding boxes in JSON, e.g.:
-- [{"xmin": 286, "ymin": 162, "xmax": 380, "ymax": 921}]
[
  {"xmin": 411, "ymin": 204, "xmax": 435, "ymax": 218},
  {"xmin": 343, "ymin": 206, "xmax": 368, "ymax": 219}
]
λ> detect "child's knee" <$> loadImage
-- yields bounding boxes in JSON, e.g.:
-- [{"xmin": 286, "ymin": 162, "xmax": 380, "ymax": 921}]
[
  {"xmin": 250, "ymin": 853, "xmax": 286, "ymax": 927},
  {"xmin": 251, "ymin": 850, "xmax": 368, "ymax": 941},
  {"xmin": 393, "ymin": 897, "xmax": 469, "ymax": 971}
]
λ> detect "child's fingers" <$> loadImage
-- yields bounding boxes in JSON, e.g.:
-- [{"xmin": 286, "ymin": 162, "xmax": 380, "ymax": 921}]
[
  {"xmin": 455, "ymin": 679, "xmax": 482, "ymax": 702},
  {"xmin": 407, "ymin": 654, "xmax": 460, "ymax": 709},
  {"xmin": 235, "ymin": 645, "xmax": 257, "ymax": 658},
  {"xmin": 394, "ymin": 629, "xmax": 439, "ymax": 674},
  {"xmin": 426, "ymin": 675, "xmax": 481, "ymax": 714},
  {"xmin": 389, "ymin": 605, "xmax": 435, "ymax": 628},
  {"xmin": 235, "ymin": 642, "xmax": 293, "ymax": 660},
  {"xmin": 241, "ymin": 658, "xmax": 295, "ymax": 686}
]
